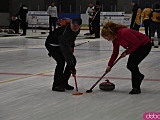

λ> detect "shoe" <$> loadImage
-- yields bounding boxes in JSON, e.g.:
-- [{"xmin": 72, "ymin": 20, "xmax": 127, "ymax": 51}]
[
  {"xmin": 20, "ymin": 34, "xmax": 26, "ymax": 36},
  {"xmin": 65, "ymin": 84, "xmax": 74, "ymax": 90},
  {"xmin": 95, "ymin": 36, "xmax": 100, "ymax": 38},
  {"xmin": 52, "ymin": 86, "xmax": 65, "ymax": 92},
  {"xmin": 129, "ymin": 88, "xmax": 141, "ymax": 94}
]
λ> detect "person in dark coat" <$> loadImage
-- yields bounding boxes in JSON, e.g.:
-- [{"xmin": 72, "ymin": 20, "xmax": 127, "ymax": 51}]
[
  {"xmin": 130, "ymin": 0, "xmax": 142, "ymax": 31},
  {"xmin": 15, "ymin": 4, "xmax": 28, "ymax": 36},
  {"xmin": 92, "ymin": 1, "xmax": 101, "ymax": 38},
  {"xmin": 9, "ymin": 16, "xmax": 20, "ymax": 34},
  {"xmin": 149, "ymin": 3, "xmax": 160, "ymax": 47},
  {"xmin": 45, "ymin": 17, "xmax": 82, "ymax": 92}
]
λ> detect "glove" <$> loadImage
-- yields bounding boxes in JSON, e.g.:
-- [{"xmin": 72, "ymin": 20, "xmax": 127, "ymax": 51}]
[{"xmin": 69, "ymin": 64, "xmax": 76, "ymax": 76}]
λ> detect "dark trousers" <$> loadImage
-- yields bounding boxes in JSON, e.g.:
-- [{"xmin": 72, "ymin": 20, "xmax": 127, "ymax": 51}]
[
  {"xmin": 89, "ymin": 18, "xmax": 94, "ymax": 34},
  {"xmin": 127, "ymin": 42, "xmax": 151, "ymax": 89},
  {"xmin": 150, "ymin": 21, "xmax": 160, "ymax": 38},
  {"xmin": 21, "ymin": 20, "xmax": 27, "ymax": 35},
  {"xmin": 45, "ymin": 43, "xmax": 76, "ymax": 87},
  {"xmin": 49, "ymin": 17, "xmax": 57, "ymax": 33},
  {"xmin": 92, "ymin": 19, "xmax": 100, "ymax": 38},
  {"xmin": 143, "ymin": 19, "xmax": 151, "ymax": 38},
  {"xmin": 132, "ymin": 23, "xmax": 140, "ymax": 31}
]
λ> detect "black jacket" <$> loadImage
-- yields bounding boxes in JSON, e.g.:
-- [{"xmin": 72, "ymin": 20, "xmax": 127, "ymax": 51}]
[
  {"xmin": 45, "ymin": 24, "xmax": 80, "ymax": 65},
  {"xmin": 130, "ymin": 4, "xmax": 141, "ymax": 28},
  {"xmin": 16, "ymin": 4, "xmax": 28, "ymax": 20}
]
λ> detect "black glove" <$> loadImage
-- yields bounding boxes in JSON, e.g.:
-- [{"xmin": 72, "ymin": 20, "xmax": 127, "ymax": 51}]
[{"xmin": 69, "ymin": 64, "xmax": 76, "ymax": 76}]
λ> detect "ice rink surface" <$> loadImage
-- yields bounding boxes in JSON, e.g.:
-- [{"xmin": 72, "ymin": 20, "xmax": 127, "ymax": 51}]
[{"xmin": 0, "ymin": 29, "xmax": 160, "ymax": 120}]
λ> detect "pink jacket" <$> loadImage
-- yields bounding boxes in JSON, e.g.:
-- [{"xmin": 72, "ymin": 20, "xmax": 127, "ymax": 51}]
[{"xmin": 108, "ymin": 28, "xmax": 150, "ymax": 66}]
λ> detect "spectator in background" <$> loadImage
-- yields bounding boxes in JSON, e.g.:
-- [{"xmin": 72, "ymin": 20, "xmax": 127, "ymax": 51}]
[
  {"xmin": 149, "ymin": 3, "xmax": 160, "ymax": 47},
  {"xmin": 9, "ymin": 16, "xmax": 20, "ymax": 34},
  {"xmin": 141, "ymin": 3, "xmax": 152, "ymax": 38},
  {"xmin": 47, "ymin": 2, "xmax": 58, "ymax": 33},
  {"xmin": 92, "ymin": 1, "xmax": 101, "ymax": 38},
  {"xmin": 15, "ymin": 4, "xmax": 28, "ymax": 36},
  {"xmin": 84, "ymin": 3, "xmax": 94, "ymax": 35},
  {"xmin": 130, "ymin": 0, "xmax": 142, "ymax": 31}
]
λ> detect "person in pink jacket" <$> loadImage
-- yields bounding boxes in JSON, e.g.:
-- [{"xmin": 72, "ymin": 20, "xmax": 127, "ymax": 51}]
[{"xmin": 101, "ymin": 22, "xmax": 152, "ymax": 94}]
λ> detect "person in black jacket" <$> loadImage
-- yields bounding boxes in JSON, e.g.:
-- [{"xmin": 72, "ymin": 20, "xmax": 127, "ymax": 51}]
[
  {"xmin": 130, "ymin": 0, "xmax": 142, "ymax": 31},
  {"xmin": 9, "ymin": 16, "xmax": 20, "ymax": 34},
  {"xmin": 45, "ymin": 17, "xmax": 82, "ymax": 92},
  {"xmin": 149, "ymin": 3, "xmax": 160, "ymax": 47},
  {"xmin": 15, "ymin": 4, "xmax": 28, "ymax": 36},
  {"xmin": 92, "ymin": 1, "xmax": 101, "ymax": 38}
]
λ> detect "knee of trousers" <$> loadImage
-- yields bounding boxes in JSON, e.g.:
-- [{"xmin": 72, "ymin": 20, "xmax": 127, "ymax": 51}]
[
  {"xmin": 57, "ymin": 59, "xmax": 65, "ymax": 66},
  {"xmin": 127, "ymin": 63, "xmax": 134, "ymax": 71}
]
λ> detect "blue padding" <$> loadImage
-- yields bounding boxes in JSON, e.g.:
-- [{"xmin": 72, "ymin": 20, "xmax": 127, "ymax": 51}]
[{"xmin": 58, "ymin": 13, "xmax": 80, "ymax": 20}]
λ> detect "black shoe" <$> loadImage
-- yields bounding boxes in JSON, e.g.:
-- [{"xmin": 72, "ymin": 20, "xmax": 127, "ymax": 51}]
[
  {"xmin": 95, "ymin": 36, "xmax": 100, "ymax": 38},
  {"xmin": 129, "ymin": 88, "xmax": 141, "ymax": 94},
  {"xmin": 20, "ymin": 34, "xmax": 26, "ymax": 36},
  {"xmin": 65, "ymin": 84, "xmax": 74, "ymax": 90},
  {"xmin": 52, "ymin": 86, "xmax": 65, "ymax": 92}
]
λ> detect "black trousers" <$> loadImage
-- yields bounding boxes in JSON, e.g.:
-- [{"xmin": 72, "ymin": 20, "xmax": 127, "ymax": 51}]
[
  {"xmin": 89, "ymin": 18, "xmax": 94, "ymax": 34},
  {"xmin": 127, "ymin": 42, "xmax": 151, "ymax": 89},
  {"xmin": 150, "ymin": 21, "xmax": 160, "ymax": 38},
  {"xmin": 21, "ymin": 20, "xmax": 27, "ymax": 35},
  {"xmin": 45, "ymin": 43, "xmax": 76, "ymax": 87},
  {"xmin": 49, "ymin": 17, "xmax": 57, "ymax": 33},
  {"xmin": 132, "ymin": 23, "xmax": 140, "ymax": 31},
  {"xmin": 92, "ymin": 19, "xmax": 100, "ymax": 38},
  {"xmin": 143, "ymin": 19, "xmax": 151, "ymax": 38}
]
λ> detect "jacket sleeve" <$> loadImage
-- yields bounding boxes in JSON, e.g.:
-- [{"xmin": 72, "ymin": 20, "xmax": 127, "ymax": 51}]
[
  {"xmin": 47, "ymin": 6, "xmax": 50, "ymax": 15},
  {"xmin": 141, "ymin": 9, "xmax": 145, "ymax": 21},
  {"xmin": 108, "ymin": 41, "xmax": 119, "ymax": 66},
  {"xmin": 58, "ymin": 32, "xmax": 74, "ymax": 66}
]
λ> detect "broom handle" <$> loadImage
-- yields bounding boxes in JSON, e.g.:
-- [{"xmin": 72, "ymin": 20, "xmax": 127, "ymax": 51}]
[
  {"xmin": 88, "ymin": 55, "xmax": 123, "ymax": 91},
  {"xmin": 74, "ymin": 75, "xmax": 79, "ymax": 92}
]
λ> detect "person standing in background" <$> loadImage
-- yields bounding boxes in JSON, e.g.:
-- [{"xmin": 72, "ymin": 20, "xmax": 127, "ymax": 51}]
[
  {"xmin": 9, "ymin": 16, "xmax": 20, "ymax": 34},
  {"xmin": 130, "ymin": 0, "xmax": 142, "ymax": 31},
  {"xmin": 47, "ymin": 2, "xmax": 58, "ymax": 33},
  {"xmin": 15, "ymin": 4, "xmax": 28, "ymax": 36},
  {"xmin": 149, "ymin": 3, "xmax": 160, "ymax": 47},
  {"xmin": 141, "ymin": 3, "xmax": 152, "ymax": 38},
  {"xmin": 85, "ymin": 3, "xmax": 94, "ymax": 35},
  {"xmin": 92, "ymin": 1, "xmax": 101, "ymax": 38}
]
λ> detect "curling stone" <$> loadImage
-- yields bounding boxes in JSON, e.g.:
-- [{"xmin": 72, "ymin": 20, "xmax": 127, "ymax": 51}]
[{"xmin": 99, "ymin": 79, "xmax": 115, "ymax": 91}]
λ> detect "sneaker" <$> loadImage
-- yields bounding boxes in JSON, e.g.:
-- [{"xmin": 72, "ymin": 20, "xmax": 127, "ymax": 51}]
[
  {"xmin": 65, "ymin": 84, "xmax": 74, "ymax": 90},
  {"xmin": 52, "ymin": 86, "xmax": 65, "ymax": 92},
  {"xmin": 129, "ymin": 88, "xmax": 141, "ymax": 94}
]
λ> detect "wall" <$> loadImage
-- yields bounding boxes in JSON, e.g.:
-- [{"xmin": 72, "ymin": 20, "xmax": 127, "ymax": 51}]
[
  {"xmin": 9, "ymin": 0, "xmax": 46, "ymax": 16},
  {"xmin": 0, "ymin": 13, "xmax": 9, "ymax": 26}
]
